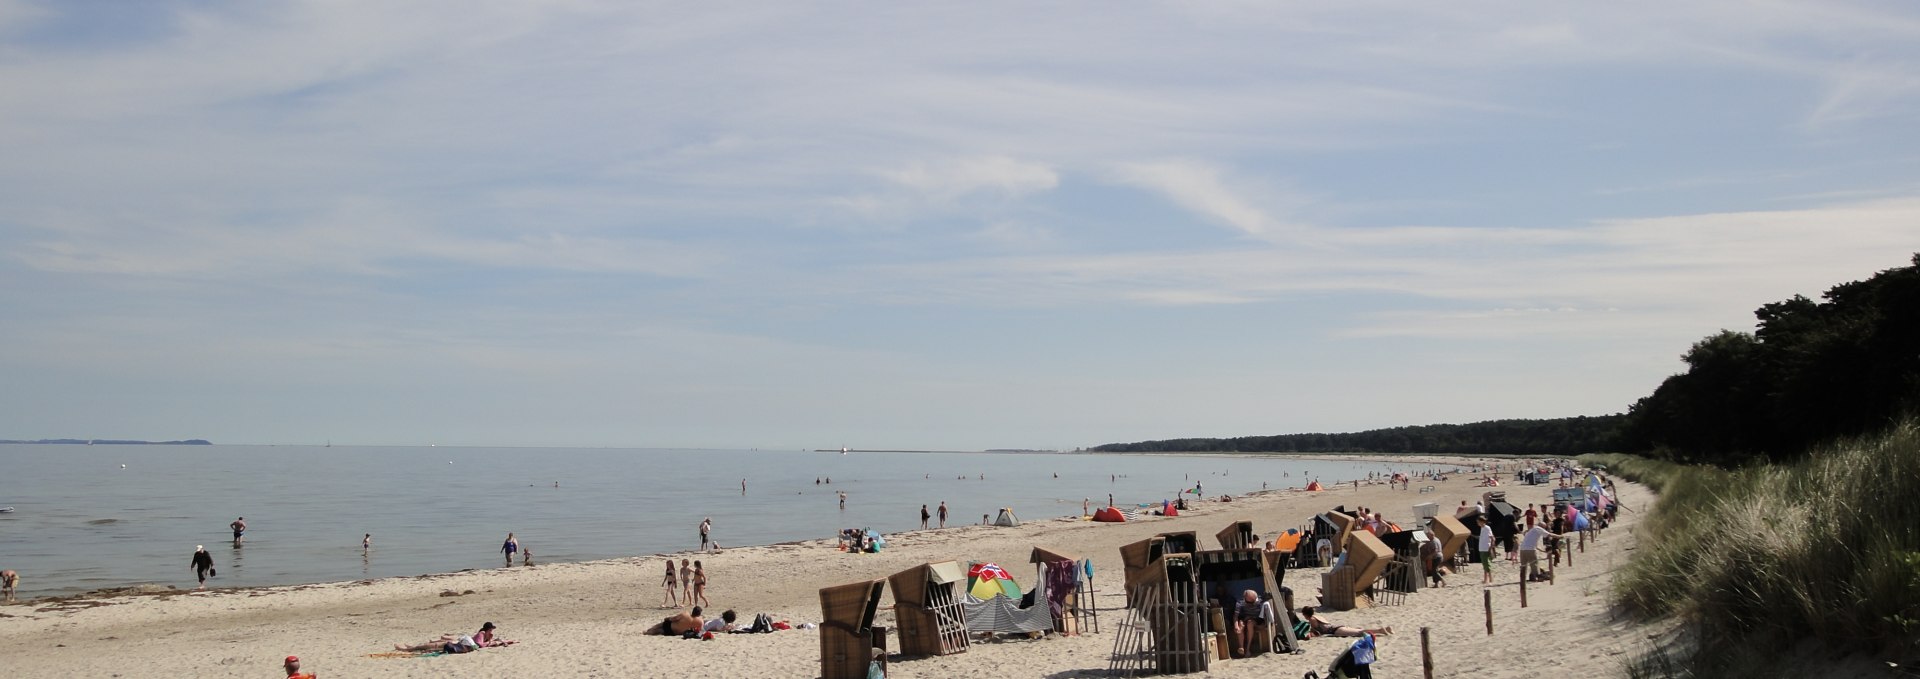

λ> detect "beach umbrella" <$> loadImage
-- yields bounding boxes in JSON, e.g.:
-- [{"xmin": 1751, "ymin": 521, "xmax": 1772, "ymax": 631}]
[{"xmin": 967, "ymin": 562, "xmax": 1023, "ymax": 600}]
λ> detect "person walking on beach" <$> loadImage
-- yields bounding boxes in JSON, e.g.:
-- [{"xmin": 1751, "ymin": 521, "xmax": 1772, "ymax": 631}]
[
  {"xmin": 692, "ymin": 560, "xmax": 710, "ymax": 608},
  {"xmin": 661, "ymin": 560, "xmax": 679, "ymax": 608},
  {"xmin": 679, "ymin": 558, "xmax": 693, "ymax": 602},
  {"xmin": 938, "ymin": 501, "xmax": 948, "ymax": 528},
  {"xmin": 230, "ymin": 517, "xmax": 247, "ymax": 545},
  {"xmin": 191, "ymin": 545, "xmax": 214, "ymax": 590},
  {"xmin": 920, "ymin": 504, "xmax": 930, "ymax": 529},
  {"xmin": 501, "ymin": 533, "xmax": 518, "ymax": 567},
  {"xmin": 2, "ymin": 569, "xmax": 18, "ymax": 602},
  {"xmin": 699, "ymin": 517, "xmax": 713, "ymax": 553}
]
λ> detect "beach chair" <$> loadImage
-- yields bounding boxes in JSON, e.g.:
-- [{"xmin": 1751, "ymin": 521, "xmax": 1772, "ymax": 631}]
[
  {"xmin": 888, "ymin": 562, "xmax": 969, "ymax": 657},
  {"xmin": 1319, "ymin": 531, "xmax": 1393, "ymax": 611},
  {"xmin": 1215, "ymin": 520, "xmax": 1255, "ymax": 550},
  {"xmin": 819, "ymin": 579, "xmax": 888, "ymax": 679}
]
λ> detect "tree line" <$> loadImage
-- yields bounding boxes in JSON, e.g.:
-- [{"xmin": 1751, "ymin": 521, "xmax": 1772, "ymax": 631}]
[
  {"xmin": 1093, "ymin": 253, "xmax": 1920, "ymax": 466},
  {"xmin": 1091, "ymin": 416, "xmax": 1624, "ymax": 456}
]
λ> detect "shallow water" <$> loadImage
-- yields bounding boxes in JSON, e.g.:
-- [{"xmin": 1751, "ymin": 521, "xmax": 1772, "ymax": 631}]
[{"xmin": 0, "ymin": 445, "xmax": 1444, "ymax": 595}]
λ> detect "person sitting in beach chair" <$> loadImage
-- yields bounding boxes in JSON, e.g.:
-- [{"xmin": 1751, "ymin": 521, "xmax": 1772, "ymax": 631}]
[
  {"xmin": 1300, "ymin": 606, "xmax": 1391, "ymax": 639},
  {"xmin": 1232, "ymin": 589, "xmax": 1275, "ymax": 658}
]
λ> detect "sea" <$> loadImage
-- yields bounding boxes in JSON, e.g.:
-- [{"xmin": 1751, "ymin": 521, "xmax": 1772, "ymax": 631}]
[{"xmin": 0, "ymin": 445, "xmax": 1452, "ymax": 596}]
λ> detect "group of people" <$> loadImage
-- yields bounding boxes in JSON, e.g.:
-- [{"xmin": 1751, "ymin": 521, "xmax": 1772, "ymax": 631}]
[
  {"xmin": 501, "ymin": 533, "xmax": 532, "ymax": 566},
  {"xmin": 917, "ymin": 502, "xmax": 948, "ymax": 529},
  {"xmin": 658, "ymin": 558, "xmax": 710, "ymax": 609}
]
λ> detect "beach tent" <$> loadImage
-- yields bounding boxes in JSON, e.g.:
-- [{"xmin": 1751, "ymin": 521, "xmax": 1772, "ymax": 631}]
[
  {"xmin": 994, "ymin": 508, "xmax": 1020, "ymax": 527},
  {"xmin": 964, "ymin": 561, "xmax": 1052, "ymax": 635},
  {"xmin": 1092, "ymin": 506, "xmax": 1127, "ymax": 522},
  {"xmin": 1269, "ymin": 528, "xmax": 1305, "ymax": 554},
  {"xmin": 818, "ymin": 579, "xmax": 887, "ymax": 679},
  {"xmin": 888, "ymin": 561, "xmax": 970, "ymax": 657},
  {"xmin": 1305, "ymin": 480, "xmax": 1324, "ymax": 491},
  {"xmin": 967, "ymin": 562, "xmax": 1023, "ymax": 600}
]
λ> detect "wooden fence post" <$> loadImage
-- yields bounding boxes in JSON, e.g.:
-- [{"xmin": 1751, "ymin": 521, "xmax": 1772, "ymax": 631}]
[
  {"xmin": 1421, "ymin": 627, "xmax": 1434, "ymax": 679},
  {"xmin": 1483, "ymin": 589, "xmax": 1493, "ymax": 635},
  {"xmin": 1520, "ymin": 569, "xmax": 1528, "ymax": 608}
]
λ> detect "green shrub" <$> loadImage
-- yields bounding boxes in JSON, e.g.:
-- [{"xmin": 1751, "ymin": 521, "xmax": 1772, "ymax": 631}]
[{"xmin": 1597, "ymin": 419, "xmax": 1920, "ymax": 676}]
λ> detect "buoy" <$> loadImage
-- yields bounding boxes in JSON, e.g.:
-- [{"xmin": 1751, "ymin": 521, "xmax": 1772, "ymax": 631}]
[
  {"xmin": 120, "ymin": 464, "xmax": 127, "ymax": 469},
  {"xmin": 448, "ymin": 460, "xmax": 454, "ymax": 464}
]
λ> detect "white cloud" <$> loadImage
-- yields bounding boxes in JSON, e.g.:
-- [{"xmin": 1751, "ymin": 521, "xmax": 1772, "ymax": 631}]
[
  {"xmin": 885, "ymin": 156, "xmax": 1058, "ymax": 199},
  {"xmin": 1111, "ymin": 160, "xmax": 1319, "ymax": 243}
]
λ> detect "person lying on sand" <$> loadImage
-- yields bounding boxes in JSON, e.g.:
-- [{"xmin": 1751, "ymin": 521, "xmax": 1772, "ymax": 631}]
[
  {"xmin": 648, "ymin": 606, "xmax": 705, "ymax": 636},
  {"xmin": 392, "ymin": 622, "xmax": 512, "ymax": 653},
  {"xmin": 1300, "ymin": 606, "xmax": 1391, "ymax": 638}
]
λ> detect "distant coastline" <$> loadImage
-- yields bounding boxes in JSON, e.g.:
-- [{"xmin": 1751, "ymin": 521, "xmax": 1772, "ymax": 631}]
[{"xmin": 0, "ymin": 438, "xmax": 212, "ymax": 445}]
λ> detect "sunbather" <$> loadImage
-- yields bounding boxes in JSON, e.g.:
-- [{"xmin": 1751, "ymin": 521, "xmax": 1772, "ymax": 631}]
[
  {"xmin": 393, "ymin": 622, "xmax": 507, "ymax": 653},
  {"xmin": 649, "ymin": 606, "xmax": 704, "ymax": 636},
  {"xmin": 1300, "ymin": 606, "xmax": 1390, "ymax": 638}
]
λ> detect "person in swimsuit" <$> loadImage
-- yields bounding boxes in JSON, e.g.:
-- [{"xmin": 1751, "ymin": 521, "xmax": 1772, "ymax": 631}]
[
  {"xmin": 679, "ymin": 559, "xmax": 693, "ymax": 602},
  {"xmin": 692, "ymin": 560, "xmax": 710, "ymax": 608},
  {"xmin": 937, "ymin": 501, "xmax": 947, "ymax": 528},
  {"xmin": 230, "ymin": 517, "xmax": 246, "ymax": 544},
  {"xmin": 191, "ymin": 545, "xmax": 214, "ymax": 590},
  {"xmin": 1, "ymin": 569, "xmax": 18, "ymax": 601},
  {"xmin": 920, "ymin": 504, "xmax": 930, "ymax": 530},
  {"xmin": 653, "ymin": 606, "xmax": 703, "ymax": 636},
  {"xmin": 661, "ymin": 560, "xmax": 679, "ymax": 607},
  {"xmin": 501, "ymin": 533, "xmax": 518, "ymax": 567},
  {"xmin": 1301, "ymin": 606, "xmax": 1390, "ymax": 638}
]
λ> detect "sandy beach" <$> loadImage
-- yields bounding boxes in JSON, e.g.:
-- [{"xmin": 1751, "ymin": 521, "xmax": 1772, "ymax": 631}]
[{"xmin": 0, "ymin": 467, "xmax": 1654, "ymax": 678}]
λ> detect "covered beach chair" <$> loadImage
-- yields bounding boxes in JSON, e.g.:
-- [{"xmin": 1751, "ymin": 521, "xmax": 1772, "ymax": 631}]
[
  {"xmin": 889, "ymin": 561, "xmax": 969, "ymax": 657},
  {"xmin": 1215, "ymin": 520, "xmax": 1255, "ymax": 550},
  {"xmin": 1320, "ymin": 530, "xmax": 1393, "ymax": 611},
  {"xmin": 1193, "ymin": 547, "xmax": 1297, "ymax": 657},
  {"xmin": 1120, "ymin": 531, "xmax": 1199, "ymax": 606},
  {"xmin": 1109, "ymin": 553, "xmax": 1208, "ymax": 675},
  {"xmin": 819, "ymin": 579, "xmax": 888, "ymax": 679}
]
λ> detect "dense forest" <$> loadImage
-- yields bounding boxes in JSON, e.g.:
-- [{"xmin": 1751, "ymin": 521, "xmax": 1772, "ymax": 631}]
[
  {"xmin": 1620, "ymin": 253, "xmax": 1920, "ymax": 465},
  {"xmin": 1094, "ymin": 254, "xmax": 1920, "ymax": 464},
  {"xmin": 1091, "ymin": 416, "xmax": 1623, "ymax": 455}
]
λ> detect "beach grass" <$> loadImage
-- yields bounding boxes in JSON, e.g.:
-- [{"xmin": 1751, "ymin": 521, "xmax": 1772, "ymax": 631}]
[{"xmin": 1580, "ymin": 419, "xmax": 1920, "ymax": 677}]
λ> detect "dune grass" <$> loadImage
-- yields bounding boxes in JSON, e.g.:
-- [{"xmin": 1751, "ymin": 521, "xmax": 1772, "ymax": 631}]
[{"xmin": 1580, "ymin": 419, "xmax": 1920, "ymax": 677}]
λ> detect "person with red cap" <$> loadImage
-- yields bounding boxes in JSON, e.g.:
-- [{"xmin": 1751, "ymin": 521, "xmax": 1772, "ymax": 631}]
[{"xmin": 283, "ymin": 655, "xmax": 315, "ymax": 679}]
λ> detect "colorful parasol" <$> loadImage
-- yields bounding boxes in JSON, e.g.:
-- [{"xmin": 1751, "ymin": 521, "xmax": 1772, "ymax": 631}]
[{"xmin": 967, "ymin": 562, "xmax": 1023, "ymax": 600}]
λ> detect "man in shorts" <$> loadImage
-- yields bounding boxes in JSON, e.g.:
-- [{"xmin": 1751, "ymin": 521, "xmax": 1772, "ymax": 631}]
[
  {"xmin": 230, "ymin": 517, "xmax": 247, "ymax": 544},
  {"xmin": 699, "ymin": 517, "xmax": 712, "ymax": 553}
]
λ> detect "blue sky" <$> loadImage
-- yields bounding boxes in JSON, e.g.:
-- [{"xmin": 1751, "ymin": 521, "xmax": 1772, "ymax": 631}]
[{"xmin": 2, "ymin": 1, "xmax": 1917, "ymax": 449}]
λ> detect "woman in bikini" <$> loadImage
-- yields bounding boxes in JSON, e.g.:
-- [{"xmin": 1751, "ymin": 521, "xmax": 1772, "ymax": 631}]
[
  {"xmin": 692, "ymin": 560, "xmax": 710, "ymax": 608},
  {"xmin": 661, "ymin": 560, "xmax": 679, "ymax": 608},
  {"xmin": 679, "ymin": 558, "xmax": 693, "ymax": 603}
]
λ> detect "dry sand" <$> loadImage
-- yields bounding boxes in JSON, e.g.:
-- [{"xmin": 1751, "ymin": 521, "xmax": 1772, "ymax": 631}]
[{"xmin": 0, "ymin": 467, "xmax": 1656, "ymax": 678}]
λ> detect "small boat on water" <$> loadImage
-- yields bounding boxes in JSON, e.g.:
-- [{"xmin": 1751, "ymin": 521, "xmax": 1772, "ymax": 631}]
[{"xmin": 0, "ymin": 507, "xmax": 14, "ymax": 513}]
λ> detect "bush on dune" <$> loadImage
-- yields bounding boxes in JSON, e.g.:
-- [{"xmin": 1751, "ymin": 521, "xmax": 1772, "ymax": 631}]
[{"xmin": 1588, "ymin": 420, "xmax": 1920, "ymax": 677}]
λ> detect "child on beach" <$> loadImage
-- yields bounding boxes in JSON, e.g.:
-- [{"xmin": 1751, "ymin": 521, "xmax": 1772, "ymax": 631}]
[
  {"xmin": 692, "ymin": 560, "xmax": 710, "ymax": 608},
  {"xmin": 662, "ymin": 561, "xmax": 679, "ymax": 608}
]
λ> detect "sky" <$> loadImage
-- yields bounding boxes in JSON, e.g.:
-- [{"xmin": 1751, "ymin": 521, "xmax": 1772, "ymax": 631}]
[{"xmin": 2, "ymin": 1, "xmax": 1917, "ymax": 450}]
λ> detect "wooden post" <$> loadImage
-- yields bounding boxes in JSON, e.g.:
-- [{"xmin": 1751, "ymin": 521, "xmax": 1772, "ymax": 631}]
[
  {"xmin": 1568, "ymin": 536, "xmax": 1575, "ymax": 567},
  {"xmin": 1483, "ymin": 589, "xmax": 1493, "ymax": 635},
  {"xmin": 1579, "ymin": 530, "xmax": 1586, "ymax": 553},
  {"xmin": 1421, "ymin": 627, "xmax": 1434, "ymax": 679},
  {"xmin": 1520, "ymin": 569, "xmax": 1528, "ymax": 608}
]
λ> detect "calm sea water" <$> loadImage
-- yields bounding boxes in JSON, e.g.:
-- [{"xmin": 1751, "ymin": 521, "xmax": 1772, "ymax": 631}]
[{"xmin": 0, "ymin": 445, "xmax": 1439, "ymax": 596}]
